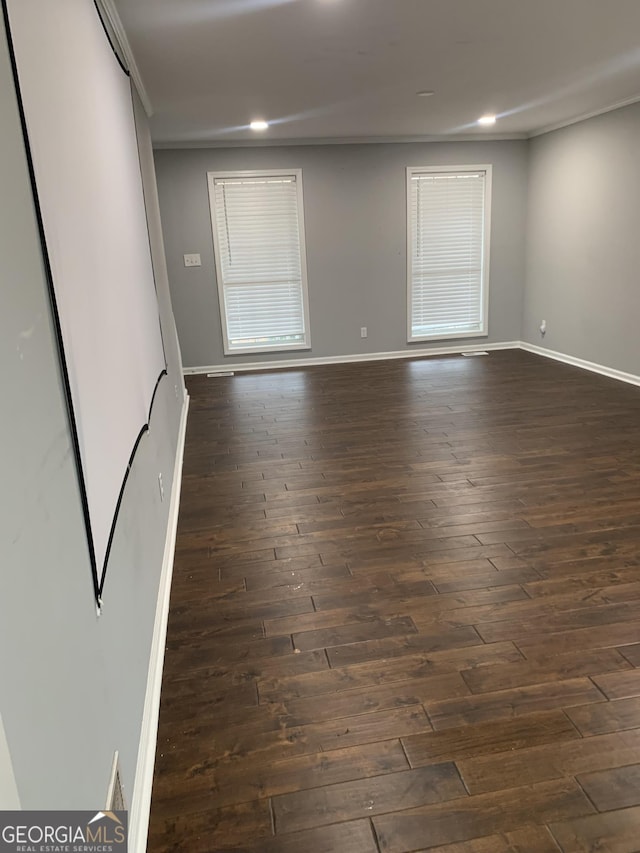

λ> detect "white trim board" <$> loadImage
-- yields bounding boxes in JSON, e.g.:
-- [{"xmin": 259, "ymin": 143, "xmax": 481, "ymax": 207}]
[
  {"xmin": 530, "ymin": 92, "xmax": 640, "ymax": 139},
  {"xmin": 520, "ymin": 342, "xmax": 640, "ymax": 388},
  {"xmin": 0, "ymin": 711, "xmax": 20, "ymax": 809},
  {"xmin": 186, "ymin": 341, "xmax": 640, "ymax": 390},
  {"xmin": 185, "ymin": 341, "xmax": 521, "ymax": 376},
  {"xmin": 153, "ymin": 132, "xmax": 527, "ymax": 150},
  {"xmin": 129, "ymin": 393, "xmax": 189, "ymax": 853}
]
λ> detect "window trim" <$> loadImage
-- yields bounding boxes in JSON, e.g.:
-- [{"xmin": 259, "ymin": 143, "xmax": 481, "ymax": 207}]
[
  {"xmin": 406, "ymin": 164, "xmax": 492, "ymax": 343},
  {"xmin": 207, "ymin": 168, "xmax": 312, "ymax": 356}
]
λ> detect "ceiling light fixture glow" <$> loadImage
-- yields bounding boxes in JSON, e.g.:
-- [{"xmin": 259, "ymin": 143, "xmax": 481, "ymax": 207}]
[
  {"xmin": 478, "ymin": 114, "xmax": 497, "ymax": 126},
  {"xmin": 250, "ymin": 119, "xmax": 269, "ymax": 131}
]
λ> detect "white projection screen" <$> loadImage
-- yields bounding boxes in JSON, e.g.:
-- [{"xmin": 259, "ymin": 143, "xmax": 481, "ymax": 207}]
[{"xmin": 5, "ymin": 0, "xmax": 166, "ymax": 602}]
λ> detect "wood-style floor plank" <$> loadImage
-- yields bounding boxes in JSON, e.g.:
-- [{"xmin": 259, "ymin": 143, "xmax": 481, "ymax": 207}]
[
  {"xmin": 258, "ymin": 641, "xmax": 522, "ymax": 704},
  {"xmin": 576, "ymin": 763, "xmax": 640, "ymax": 812},
  {"xmin": 565, "ymin": 697, "xmax": 640, "ymax": 736},
  {"xmin": 416, "ymin": 825, "xmax": 560, "ymax": 853},
  {"xmin": 372, "ymin": 779, "xmax": 594, "ymax": 852},
  {"xmin": 148, "ymin": 351, "xmax": 640, "ymax": 851},
  {"xmin": 457, "ymin": 728, "xmax": 640, "ymax": 794},
  {"xmin": 401, "ymin": 710, "xmax": 580, "ymax": 767},
  {"xmin": 272, "ymin": 763, "xmax": 465, "ymax": 834},
  {"xmin": 425, "ymin": 677, "xmax": 605, "ymax": 729},
  {"xmin": 591, "ymin": 668, "xmax": 640, "ymax": 699},
  {"xmin": 243, "ymin": 820, "xmax": 380, "ymax": 853},
  {"xmin": 549, "ymin": 807, "xmax": 640, "ymax": 853},
  {"xmin": 153, "ymin": 739, "xmax": 409, "ymax": 814}
]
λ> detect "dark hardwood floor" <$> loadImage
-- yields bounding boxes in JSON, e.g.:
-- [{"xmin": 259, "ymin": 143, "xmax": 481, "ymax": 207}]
[{"xmin": 147, "ymin": 350, "xmax": 640, "ymax": 852}]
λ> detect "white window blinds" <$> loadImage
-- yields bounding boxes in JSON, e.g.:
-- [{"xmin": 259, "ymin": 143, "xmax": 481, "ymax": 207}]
[
  {"xmin": 208, "ymin": 170, "xmax": 310, "ymax": 354},
  {"xmin": 407, "ymin": 167, "xmax": 491, "ymax": 342}
]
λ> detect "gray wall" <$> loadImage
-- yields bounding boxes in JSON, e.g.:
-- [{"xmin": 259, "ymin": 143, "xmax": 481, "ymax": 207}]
[
  {"xmin": 523, "ymin": 102, "xmax": 640, "ymax": 374},
  {"xmin": 0, "ymin": 8, "xmax": 184, "ymax": 810},
  {"xmin": 155, "ymin": 141, "xmax": 528, "ymax": 368}
]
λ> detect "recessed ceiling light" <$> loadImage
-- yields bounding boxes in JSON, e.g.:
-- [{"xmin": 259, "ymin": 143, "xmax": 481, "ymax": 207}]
[
  {"xmin": 478, "ymin": 114, "xmax": 497, "ymax": 126},
  {"xmin": 250, "ymin": 120, "xmax": 269, "ymax": 131},
  {"xmin": 416, "ymin": 90, "xmax": 435, "ymax": 97}
]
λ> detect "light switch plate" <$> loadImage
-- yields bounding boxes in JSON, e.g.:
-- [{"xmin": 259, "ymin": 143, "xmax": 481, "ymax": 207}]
[{"xmin": 184, "ymin": 253, "xmax": 202, "ymax": 267}]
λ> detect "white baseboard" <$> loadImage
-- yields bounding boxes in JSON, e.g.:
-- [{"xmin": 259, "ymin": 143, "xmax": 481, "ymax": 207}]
[
  {"xmin": 129, "ymin": 394, "xmax": 190, "ymax": 853},
  {"xmin": 520, "ymin": 341, "xmax": 640, "ymax": 388},
  {"xmin": 184, "ymin": 341, "xmax": 521, "ymax": 376},
  {"xmin": 186, "ymin": 341, "xmax": 640, "ymax": 390}
]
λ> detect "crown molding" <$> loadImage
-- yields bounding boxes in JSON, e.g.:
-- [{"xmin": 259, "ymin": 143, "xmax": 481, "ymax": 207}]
[
  {"xmin": 152, "ymin": 132, "xmax": 528, "ymax": 150},
  {"xmin": 529, "ymin": 92, "xmax": 640, "ymax": 139},
  {"xmin": 95, "ymin": 0, "xmax": 153, "ymax": 117}
]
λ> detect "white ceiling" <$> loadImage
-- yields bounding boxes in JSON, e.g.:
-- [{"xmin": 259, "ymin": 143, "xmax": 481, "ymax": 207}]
[{"xmin": 111, "ymin": 0, "xmax": 640, "ymax": 145}]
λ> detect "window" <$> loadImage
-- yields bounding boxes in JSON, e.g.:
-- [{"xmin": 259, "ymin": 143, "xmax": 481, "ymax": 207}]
[
  {"xmin": 407, "ymin": 165, "xmax": 492, "ymax": 342},
  {"xmin": 208, "ymin": 169, "xmax": 311, "ymax": 355}
]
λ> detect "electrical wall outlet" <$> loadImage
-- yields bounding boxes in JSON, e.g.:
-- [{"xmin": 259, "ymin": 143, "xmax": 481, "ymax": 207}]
[{"xmin": 183, "ymin": 253, "xmax": 202, "ymax": 267}]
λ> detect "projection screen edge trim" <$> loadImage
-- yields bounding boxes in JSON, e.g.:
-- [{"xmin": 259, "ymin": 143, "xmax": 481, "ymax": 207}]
[
  {"xmin": 92, "ymin": 0, "xmax": 128, "ymax": 76},
  {"xmin": 1, "ymin": 0, "xmax": 100, "ymax": 603}
]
